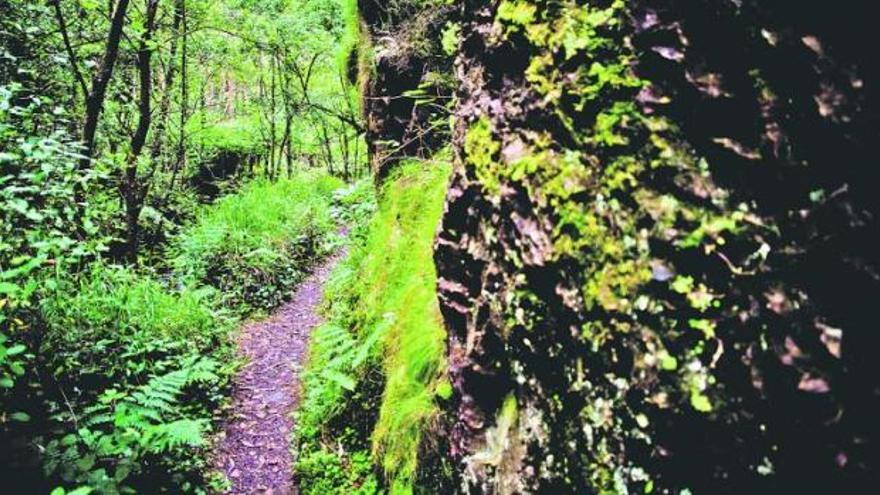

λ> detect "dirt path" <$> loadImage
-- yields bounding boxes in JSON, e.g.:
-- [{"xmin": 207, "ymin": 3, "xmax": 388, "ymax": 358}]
[{"xmin": 215, "ymin": 252, "xmax": 343, "ymax": 494}]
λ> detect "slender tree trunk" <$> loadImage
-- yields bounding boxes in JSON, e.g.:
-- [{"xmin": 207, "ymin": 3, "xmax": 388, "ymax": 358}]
[
  {"xmin": 318, "ymin": 120, "xmax": 334, "ymax": 174},
  {"xmin": 269, "ymin": 51, "xmax": 278, "ymax": 179},
  {"xmin": 168, "ymin": 0, "xmax": 188, "ymax": 193},
  {"xmin": 122, "ymin": 0, "xmax": 159, "ymax": 263},
  {"xmin": 285, "ymin": 115, "xmax": 293, "ymax": 178},
  {"xmin": 74, "ymin": 0, "xmax": 131, "ymax": 231},
  {"xmin": 50, "ymin": 0, "xmax": 88, "ymax": 103},
  {"xmin": 78, "ymin": 0, "xmax": 131, "ymax": 173},
  {"xmin": 150, "ymin": 0, "xmax": 184, "ymax": 167}
]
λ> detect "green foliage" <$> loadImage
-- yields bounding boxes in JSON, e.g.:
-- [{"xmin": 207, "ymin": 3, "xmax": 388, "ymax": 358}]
[
  {"xmin": 338, "ymin": 0, "xmax": 365, "ymax": 79},
  {"xmin": 172, "ymin": 172, "xmax": 343, "ymax": 312},
  {"xmin": 189, "ymin": 114, "xmax": 266, "ymax": 158},
  {"xmin": 40, "ymin": 264, "xmax": 233, "ymax": 385},
  {"xmin": 295, "ymin": 158, "xmax": 451, "ymax": 493},
  {"xmin": 440, "ymin": 22, "xmax": 461, "ymax": 56},
  {"xmin": 1, "ymin": 83, "xmax": 105, "ymax": 415},
  {"xmin": 2, "ymin": 0, "xmax": 366, "ymax": 490},
  {"xmin": 38, "ymin": 263, "xmax": 235, "ymax": 492},
  {"xmin": 43, "ymin": 357, "xmax": 225, "ymax": 494},
  {"xmin": 366, "ymin": 161, "xmax": 451, "ymax": 489},
  {"xmin": 32, "ymin": 168, "xmax": 346, "ymax": 492},
  {"xmin": 331, "ymin": 178, "xmax": 378, "ymax": 233},
  {"xmin": 296, "ymin": 449, "xmax": 379, "ymax": 495}
]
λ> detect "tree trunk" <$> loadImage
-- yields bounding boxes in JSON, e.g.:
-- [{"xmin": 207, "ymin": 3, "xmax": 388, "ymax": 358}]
[
  {"xmin": 168, "ymin": 0, "xmax": 188, "ymax": 193},
  {"xmin": 50, "ymin": 0, "xmax": 89, "ymax": 102},
  {"xmin": 78, "ymin": 0, "xmax": 131, "ymax": 173},
  {"xmin": 150, "ymin": 0, "xmax": 184, "ymax": 167},
  {"xmin": 73, "ymin": 0, "xmax": 131, "ymax": 231},
  {"xmin": 122, "ymin": 0, "xmax": 159, "ymax": 263}
]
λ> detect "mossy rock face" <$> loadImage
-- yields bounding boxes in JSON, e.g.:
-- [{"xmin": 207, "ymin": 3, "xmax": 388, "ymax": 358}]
[
  {"xmin": 356, "ymin": 0, "xmax": 458, "ymax": 180},
  {"xmin": 434, "ymin": 1, "xmax": 879, "ymax": 493}
]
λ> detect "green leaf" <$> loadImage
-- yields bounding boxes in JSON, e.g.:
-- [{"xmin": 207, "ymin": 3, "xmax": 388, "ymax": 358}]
[
  {"xmin": 6, "ymin": 344, "xmax": 26, "ymax": 356},
  {"xmin": 10, "ymin": 411, "xmax": 31, "ymax": 422},
  {"xmin": 322, "ymin": 370, "xmax": 356, "ymax": 391},
  {"xmin": 76, "ymin": 454, "xmax": 96, "ymax": 472},
  {"xmin": 660, "ymin": 354, "xmax": 678, "ymax": 371},
  {"xmin": 114, "ymin": 463, "xmax": 132, "ymax": 482},
  {"xmin": 690, "ymin": 392, "xmax": 713, "ymax": 413},
  {"xmin": 0, "ymin": 282, "xmax": 19, "ymax": 295}
]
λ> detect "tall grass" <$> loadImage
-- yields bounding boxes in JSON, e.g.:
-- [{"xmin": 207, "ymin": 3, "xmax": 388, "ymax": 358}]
[
  {"xmin": 41, "ymin": 265, "xmax": 233, "ymax": 386},
  {"xmin": 172, "ymin": 171, "xmax": 344, "ymax": 312},
  {"xmin": 295, "ymin": 157, "xmax": 452, "ymax": 494}
]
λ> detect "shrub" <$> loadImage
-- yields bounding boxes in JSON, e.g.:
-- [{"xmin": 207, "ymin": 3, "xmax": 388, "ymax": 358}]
[
  {"xmin": 40, "ymin": 264, "xmax": 233, "ymax": 388},
  {"xmin": 1, "ymin": 83, "xmax": 105, "ymax": 426}
]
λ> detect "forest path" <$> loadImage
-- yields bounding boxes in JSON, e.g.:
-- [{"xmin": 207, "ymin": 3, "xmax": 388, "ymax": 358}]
[{"xmin": 214, "ymin": 251, "xmax": 344, "ymax": 495}]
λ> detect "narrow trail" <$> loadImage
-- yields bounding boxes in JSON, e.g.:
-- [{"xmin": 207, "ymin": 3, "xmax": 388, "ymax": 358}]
[{"xmin": 215, "ymin": 251, "xmax": 344, "ymax": 495}]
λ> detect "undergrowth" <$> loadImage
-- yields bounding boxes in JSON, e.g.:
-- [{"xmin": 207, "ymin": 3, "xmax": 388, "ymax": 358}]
[
  {"xmin": 294, "ymin": 157, "xmax": 452, "ymax": 494},
  {"xmin": 38, "ymin": 264, "xmax": 236, "ymax": 493},
  {"xmin": 172, "ymin": 172, "xmax": 343, "ymax": 313},
  {"xmin": 15, "ymin": 171, "xmax": 346, "ymax": 493}
]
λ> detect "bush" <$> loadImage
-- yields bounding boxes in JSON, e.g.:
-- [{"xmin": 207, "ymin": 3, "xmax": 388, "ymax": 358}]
[
  {"xmin": 1, "ymin": 83, "xmax": 105, "ymax": 426},
  {"xmin": 296, "ymin": 449, "xmax": 379, "ymax": 495},
  {"xmin": 331, "ymin": 178, "xmax": 377, "ymax": 230},
  {"xmin": 40, "ymin": 264, "xmax": 234, "ymax": 388}
]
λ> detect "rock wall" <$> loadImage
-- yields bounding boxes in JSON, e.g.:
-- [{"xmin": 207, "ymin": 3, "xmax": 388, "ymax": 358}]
[
  {"xmin": 356, "ymin": 0, "xmax": 456, "ymax": 180},
  {"xmin": 434, "ymin": 1, "xmax": 879, "ymax": 493}
]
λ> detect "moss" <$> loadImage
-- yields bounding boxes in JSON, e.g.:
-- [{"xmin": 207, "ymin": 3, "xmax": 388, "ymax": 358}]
[
  {"xmin": 368, "ymin": 159, "xmax": 452, "ymax": 489},
  {"xmin": 440, "ymin": 21, "xmax": 461, "ymax": 56},
  {"xmin": 438, "ymin": 0, "xmax": 780, "ymax": 490},
  {"xmin": 465, "ymin": 117, "xmax": 503, "ymax": 197},
  {"xmin": 338, "ymin": 0, "xmax": 375, "ymax": 115},
  {"xmin": 295, "ymin": 156, "xmax": 453, "ymax": 494}
]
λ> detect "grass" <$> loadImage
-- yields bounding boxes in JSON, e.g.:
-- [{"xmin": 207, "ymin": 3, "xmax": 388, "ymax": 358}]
[
  {"xmin": 295, "ymin": 156, "xmax": 452, "ymax": 494},
  {"xmin": 366, "ymin": 160, "xmax": 451, "ymax": 491},
  {"xmin": 172, "ymin": 171, "xmax": 344, "ymax": 312},
  {"xmin": 174, "ymin": 172, "xmax": 342, "ymax": 269}
]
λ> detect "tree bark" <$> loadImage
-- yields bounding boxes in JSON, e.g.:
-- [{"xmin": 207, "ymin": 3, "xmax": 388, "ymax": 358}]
[
  {"xmin": 167, "ymin": 0, "xmax": 188, "ymax": 193},
  {"xmin": 150, "ymin": 0, "xmax": 184, "ymax": 166},
  {"xmin": 78, "ymin": 0, "xmax": 131, "ymax": 173},
  {"xmin": 122, "ymin": 0, "xmax": 159, "ymax": 262}
]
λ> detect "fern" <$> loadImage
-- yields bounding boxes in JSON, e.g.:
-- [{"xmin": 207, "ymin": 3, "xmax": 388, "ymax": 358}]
[
  {"xmin": 45, "ymin": 356, "xmax": 224, "ymax": 491},
  {"xmin": 300, "ymin": 314, "xmax": 393, "ymax": 436},
  {"xmin": 147, "ymin": 419, "xmax": 208, "ymax": 451}
]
